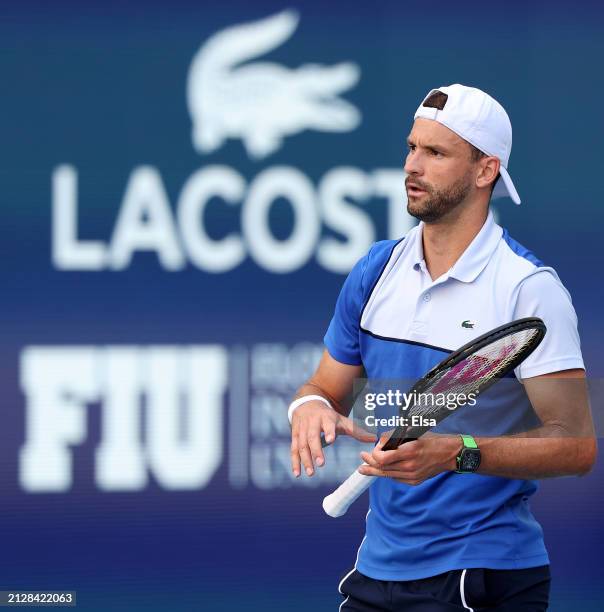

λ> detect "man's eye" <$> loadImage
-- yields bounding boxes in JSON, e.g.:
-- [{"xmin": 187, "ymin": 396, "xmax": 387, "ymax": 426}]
[
  {"xmin": 407, "ymin": 144, "xmax": 416, "ymax": 151},
  {"xmin": 430, "ymin": 149, "xmax": 443, "ymax": 157}
]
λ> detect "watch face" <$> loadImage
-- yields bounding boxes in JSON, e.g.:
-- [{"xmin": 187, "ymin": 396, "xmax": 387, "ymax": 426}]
[{"xmin": 460, "ymin": 449, "xmax": 481, "ymax": 472}]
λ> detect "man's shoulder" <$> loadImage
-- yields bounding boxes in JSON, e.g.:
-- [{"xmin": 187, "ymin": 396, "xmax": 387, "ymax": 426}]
[
  {"xmin": 489, "ymin": 227, "xmax": 555, "ymax": 290},
  {"xmin": 497, "ymin": 228, "xmax": 547, "ymax": 272},
  {"xmin": 344, "ymin": 235, "xmax": 411, "ymax": 307},
  {"xmin": 492, "ymin": 228, "xmax": 572, "ymax": 305}
]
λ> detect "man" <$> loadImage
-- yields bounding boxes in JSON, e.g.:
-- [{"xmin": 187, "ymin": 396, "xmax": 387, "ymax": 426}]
[{"xmin": 288, "ymin": 84, "xmax": 596, "ymax": 611}]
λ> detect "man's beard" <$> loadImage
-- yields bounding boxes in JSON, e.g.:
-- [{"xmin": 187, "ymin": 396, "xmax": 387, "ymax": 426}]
[{"xmin": 406, "ymin": 173, "xmax": 472, "ymax": 223}]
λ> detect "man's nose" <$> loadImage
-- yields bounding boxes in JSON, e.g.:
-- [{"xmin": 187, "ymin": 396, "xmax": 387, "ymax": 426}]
[{"xmin": 404, "ymin": 152, "xmax": 423, "ymax": 176}]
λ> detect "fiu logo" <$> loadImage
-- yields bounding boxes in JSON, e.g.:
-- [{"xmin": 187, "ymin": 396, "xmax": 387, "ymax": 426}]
[
  {"xmin": 20, "ymin": 346, "xmax": 228, "ymax": 492},
  {"xmin": 186, "ymin": 9, "xmax": 361, "ymax": 159}
]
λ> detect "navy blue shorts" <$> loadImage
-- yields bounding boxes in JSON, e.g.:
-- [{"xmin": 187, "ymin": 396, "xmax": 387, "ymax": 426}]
[{"xmin": 339, "ymin": 566, "xmax": 550, "ymax": 611}]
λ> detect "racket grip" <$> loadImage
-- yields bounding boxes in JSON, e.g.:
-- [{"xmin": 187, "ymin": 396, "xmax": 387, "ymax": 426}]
[{"xmin": 322, "ymin": 465, "xmax": 376, "ymax": 518}]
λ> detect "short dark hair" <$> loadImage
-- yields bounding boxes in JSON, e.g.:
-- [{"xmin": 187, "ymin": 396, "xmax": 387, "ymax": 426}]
[
  {"xmin": 468, "ymin": 143, "xmax": 499, "ymax": 194},
  {"xmin": 468, "ymin": 143, "xmax": 485, "ymax": 163}
]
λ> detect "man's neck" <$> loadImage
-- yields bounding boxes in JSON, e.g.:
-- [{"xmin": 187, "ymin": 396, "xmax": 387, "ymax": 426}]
[{"xmin": 422, "ymin": 205, "xmax": 489, "ymax": 281}]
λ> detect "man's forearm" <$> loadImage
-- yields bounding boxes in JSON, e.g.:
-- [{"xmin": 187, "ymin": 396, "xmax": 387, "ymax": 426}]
[
  {"xmin": 290, "ymin": 350, "xmax": 363, "ymax": 418},
  {"xmin": 475, "ymin": 430, "xmax": 597, "ymax": 479}
]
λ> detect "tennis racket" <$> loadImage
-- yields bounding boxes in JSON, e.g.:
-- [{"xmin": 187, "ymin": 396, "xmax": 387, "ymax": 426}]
[{"xmin": 322, "ymin": 317, "xmax": 546, "ymax": 518}]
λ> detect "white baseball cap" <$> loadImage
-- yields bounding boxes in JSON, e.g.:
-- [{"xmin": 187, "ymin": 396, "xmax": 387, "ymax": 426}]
[{"xmin": 414, "ymin": 84, "xmax": 520, "ymax": 205}]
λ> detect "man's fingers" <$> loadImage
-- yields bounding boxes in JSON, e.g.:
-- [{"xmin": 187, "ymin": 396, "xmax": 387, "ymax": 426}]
[
  {"xmin": 371, "ymin": 438, "xmax": 418, "ymax": 466},
  {"xmin": 378, "ymin": 431, "xmax": 391, "ymax": 446},
  {"xmin": 360, "ymin": 451, "xmax": 380, "ymax": 468},
  {"xmin": 298, "ymin": 442, "xmax": 314, "ymax": 476},
  {"xmin": 290, "ymin": 421, "xmax": 301, "ymax": 477},
  {"xmin": 296, "ymin": 423, "xmax": 315, "ymax": 476},
  {"xmin": 358, "ymin": 464, "xmax": 422, "ymax": 483},
  {"xmin": 290, "ymin": 444, "xmax": 300, "ymax": 477},
  {"xmin": 361, "ymin": 451, "xmax": 417, "ymax": 473},
  {"xmin": 322, "ymin": 417, "xmax": 337, "ymax": 446},
  {"xmin": 337, "ymin": 415, "xmax": 377, "ymax": 442},
  {"xmin": 291, "ymin": 410, "xmax": 381, "ymax": 478},
  {"xmin": 354, "ymin": 427, "xmax": 379, "ymax": 443},
  {"xmin": 307, "ymin": 423, "xmax": 325, "ymax": 468},
  {"xmin": 358, "ymin": 463, "xmax": 385, "ymax": 477}
]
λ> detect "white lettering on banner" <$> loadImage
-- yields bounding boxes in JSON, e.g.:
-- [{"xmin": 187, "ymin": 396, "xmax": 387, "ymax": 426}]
[
  {"xmin": 242, "ymin": 167, "xmax": 319, "ymax": 273},
  {"xmin": 145, "ymin": 347, "xmax": 227, "ymax": 490},
  {"xmin": 20, "ymin": 348, "xmax": 98, "ymax": 492},
  {"xmin": 250, "ymin": 394, "xmax": 289, "ymax": 438},
  {"xmin": 317, "ymin": 167, "xmax": 375, "ymax": 273},
  {"xmin": 19, "ymin": 343, "xmax": 367, "ymax": 493},
  {"xmin": 109, "ymin": 167, "xmax": 185, "ymax": 270},
  {"xmin": 178, "ymin": 166, "xmax": 246, "ymax": 273},
  {"xmin": 19, "ymin": 346, "xmax": 227, "ymax": 492},
  {"xmin": 52, "ymin": 166, "xmax": 108, "ymax": 270},
  {"xmin": 250, "ymin": 343, "xmax": 323, "ymax": 392},
  {"xmin": 52, "ymin": 165, "xmax": 414, "ymax": 273},
  {"xmin": 245, "ymin": 343, "xmax": 374, "ymax": 490},
  {"xmin": 95, "ymin": 348, "xmax": 146, "ymax": 490},
  {"xmin": 51, "ymin": 13, "xmax": 420, "ymax": 275}
]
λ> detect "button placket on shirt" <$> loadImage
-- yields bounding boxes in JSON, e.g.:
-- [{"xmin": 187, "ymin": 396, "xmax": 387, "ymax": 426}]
[
  {"xmin": 410, "ymin": 266, "xmax": 432, "ymax": 337},
  {"xmin": 411, "ymin": 269, "xmax": 450, "ymax": 338}
]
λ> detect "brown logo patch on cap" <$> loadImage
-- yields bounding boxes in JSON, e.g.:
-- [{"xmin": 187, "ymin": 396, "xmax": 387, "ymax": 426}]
[{"xmin": 422, "ymin": 90, "xmax": 448, "ymax": 110}]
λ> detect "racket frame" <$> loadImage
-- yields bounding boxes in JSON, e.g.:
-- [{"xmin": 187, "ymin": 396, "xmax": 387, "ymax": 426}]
[{"xmin": 382, "ymin": 317, "xmax": 546, "ymax": 450}]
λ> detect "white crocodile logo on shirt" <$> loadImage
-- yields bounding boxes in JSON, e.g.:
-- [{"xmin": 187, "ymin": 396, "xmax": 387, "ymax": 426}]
[{"xmin": 186, "ymin": 9, "xmax": 361, "ymax": 159}]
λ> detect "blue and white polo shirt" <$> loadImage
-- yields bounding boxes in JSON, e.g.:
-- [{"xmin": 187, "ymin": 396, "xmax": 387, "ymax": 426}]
[{"xmin": 324, "ymin": 209, "xmax": 584, "ymax": 580}]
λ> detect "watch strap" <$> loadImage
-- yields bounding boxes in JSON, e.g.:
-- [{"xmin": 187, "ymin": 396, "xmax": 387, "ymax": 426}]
[
  {"xmin": 460, "ymin": 434, "xmax": 477, "ymax": 449},
  {"xmin": 456, "ymin": 434, "xmax": 480, "ymax": 473}
]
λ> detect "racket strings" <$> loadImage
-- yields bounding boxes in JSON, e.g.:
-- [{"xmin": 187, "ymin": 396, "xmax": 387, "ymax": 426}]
[{"xmin": 407, "ymin": 328, "xmax": 539, "ymax": 418}]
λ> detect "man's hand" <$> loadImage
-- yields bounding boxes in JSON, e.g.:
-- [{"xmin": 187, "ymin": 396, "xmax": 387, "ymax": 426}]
[
  {"xmin": 290, "ymin": 402, "xmax": 376, "ymax": 477},
  {"xmin": 358, "ymin": 433, "xmax": 460, "ymax": 486}
]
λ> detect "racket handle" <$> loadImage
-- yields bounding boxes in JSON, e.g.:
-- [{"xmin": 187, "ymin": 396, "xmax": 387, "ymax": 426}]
[{"xmin": 322, "ymin": 465, "xmax": 376, "ymax": 517}]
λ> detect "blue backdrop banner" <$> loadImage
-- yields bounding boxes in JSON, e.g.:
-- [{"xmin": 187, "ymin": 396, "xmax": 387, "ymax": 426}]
[{"xmin": 0, "ymin": 1, "xmax": 602, "ymax": 610}]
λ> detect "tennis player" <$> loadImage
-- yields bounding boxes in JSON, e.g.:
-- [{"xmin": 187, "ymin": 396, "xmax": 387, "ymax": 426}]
[{"xmin": 289, "ymin": 84, "xmax": 596, "ymax": 611}]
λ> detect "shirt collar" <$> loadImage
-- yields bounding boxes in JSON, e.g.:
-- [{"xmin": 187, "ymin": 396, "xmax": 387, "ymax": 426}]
[
  {"xmin": 412, "ymin": 209, "xmax": 503, "ymax": 283},
  {"xmin": 412, "ymin": 224, "xmax": 425, "ymax": 270}
]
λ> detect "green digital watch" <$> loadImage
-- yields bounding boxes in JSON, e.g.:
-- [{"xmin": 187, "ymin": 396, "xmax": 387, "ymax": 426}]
[{"xmin": 455, "ymin": 434, "xmax": 481, "ymax": 473}]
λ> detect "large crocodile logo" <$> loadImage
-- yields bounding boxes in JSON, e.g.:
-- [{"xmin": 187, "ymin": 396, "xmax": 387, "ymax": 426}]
[{"xmin": 186, "ymin": 10, "xmax": 361, "ymax": 159}]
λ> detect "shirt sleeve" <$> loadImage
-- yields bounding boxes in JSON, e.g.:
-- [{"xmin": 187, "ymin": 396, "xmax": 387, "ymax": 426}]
[
  {"xmin": 323, "ymin": 253, "xmax": 370, "ymax": 366},
  {"xmin": 512, "ymin": 269, "xmax": 584, "ymax": 379}
]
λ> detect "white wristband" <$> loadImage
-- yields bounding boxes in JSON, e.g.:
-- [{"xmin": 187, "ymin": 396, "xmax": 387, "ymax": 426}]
[{"xmin": 288, "ymin": 395, "xmax": 333, "ymax": 425}]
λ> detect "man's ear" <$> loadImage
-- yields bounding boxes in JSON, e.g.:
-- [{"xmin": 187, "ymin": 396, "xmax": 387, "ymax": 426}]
[{"xmin": 476, "ymin": 156, "xmax": 500, "ymax": 189}]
